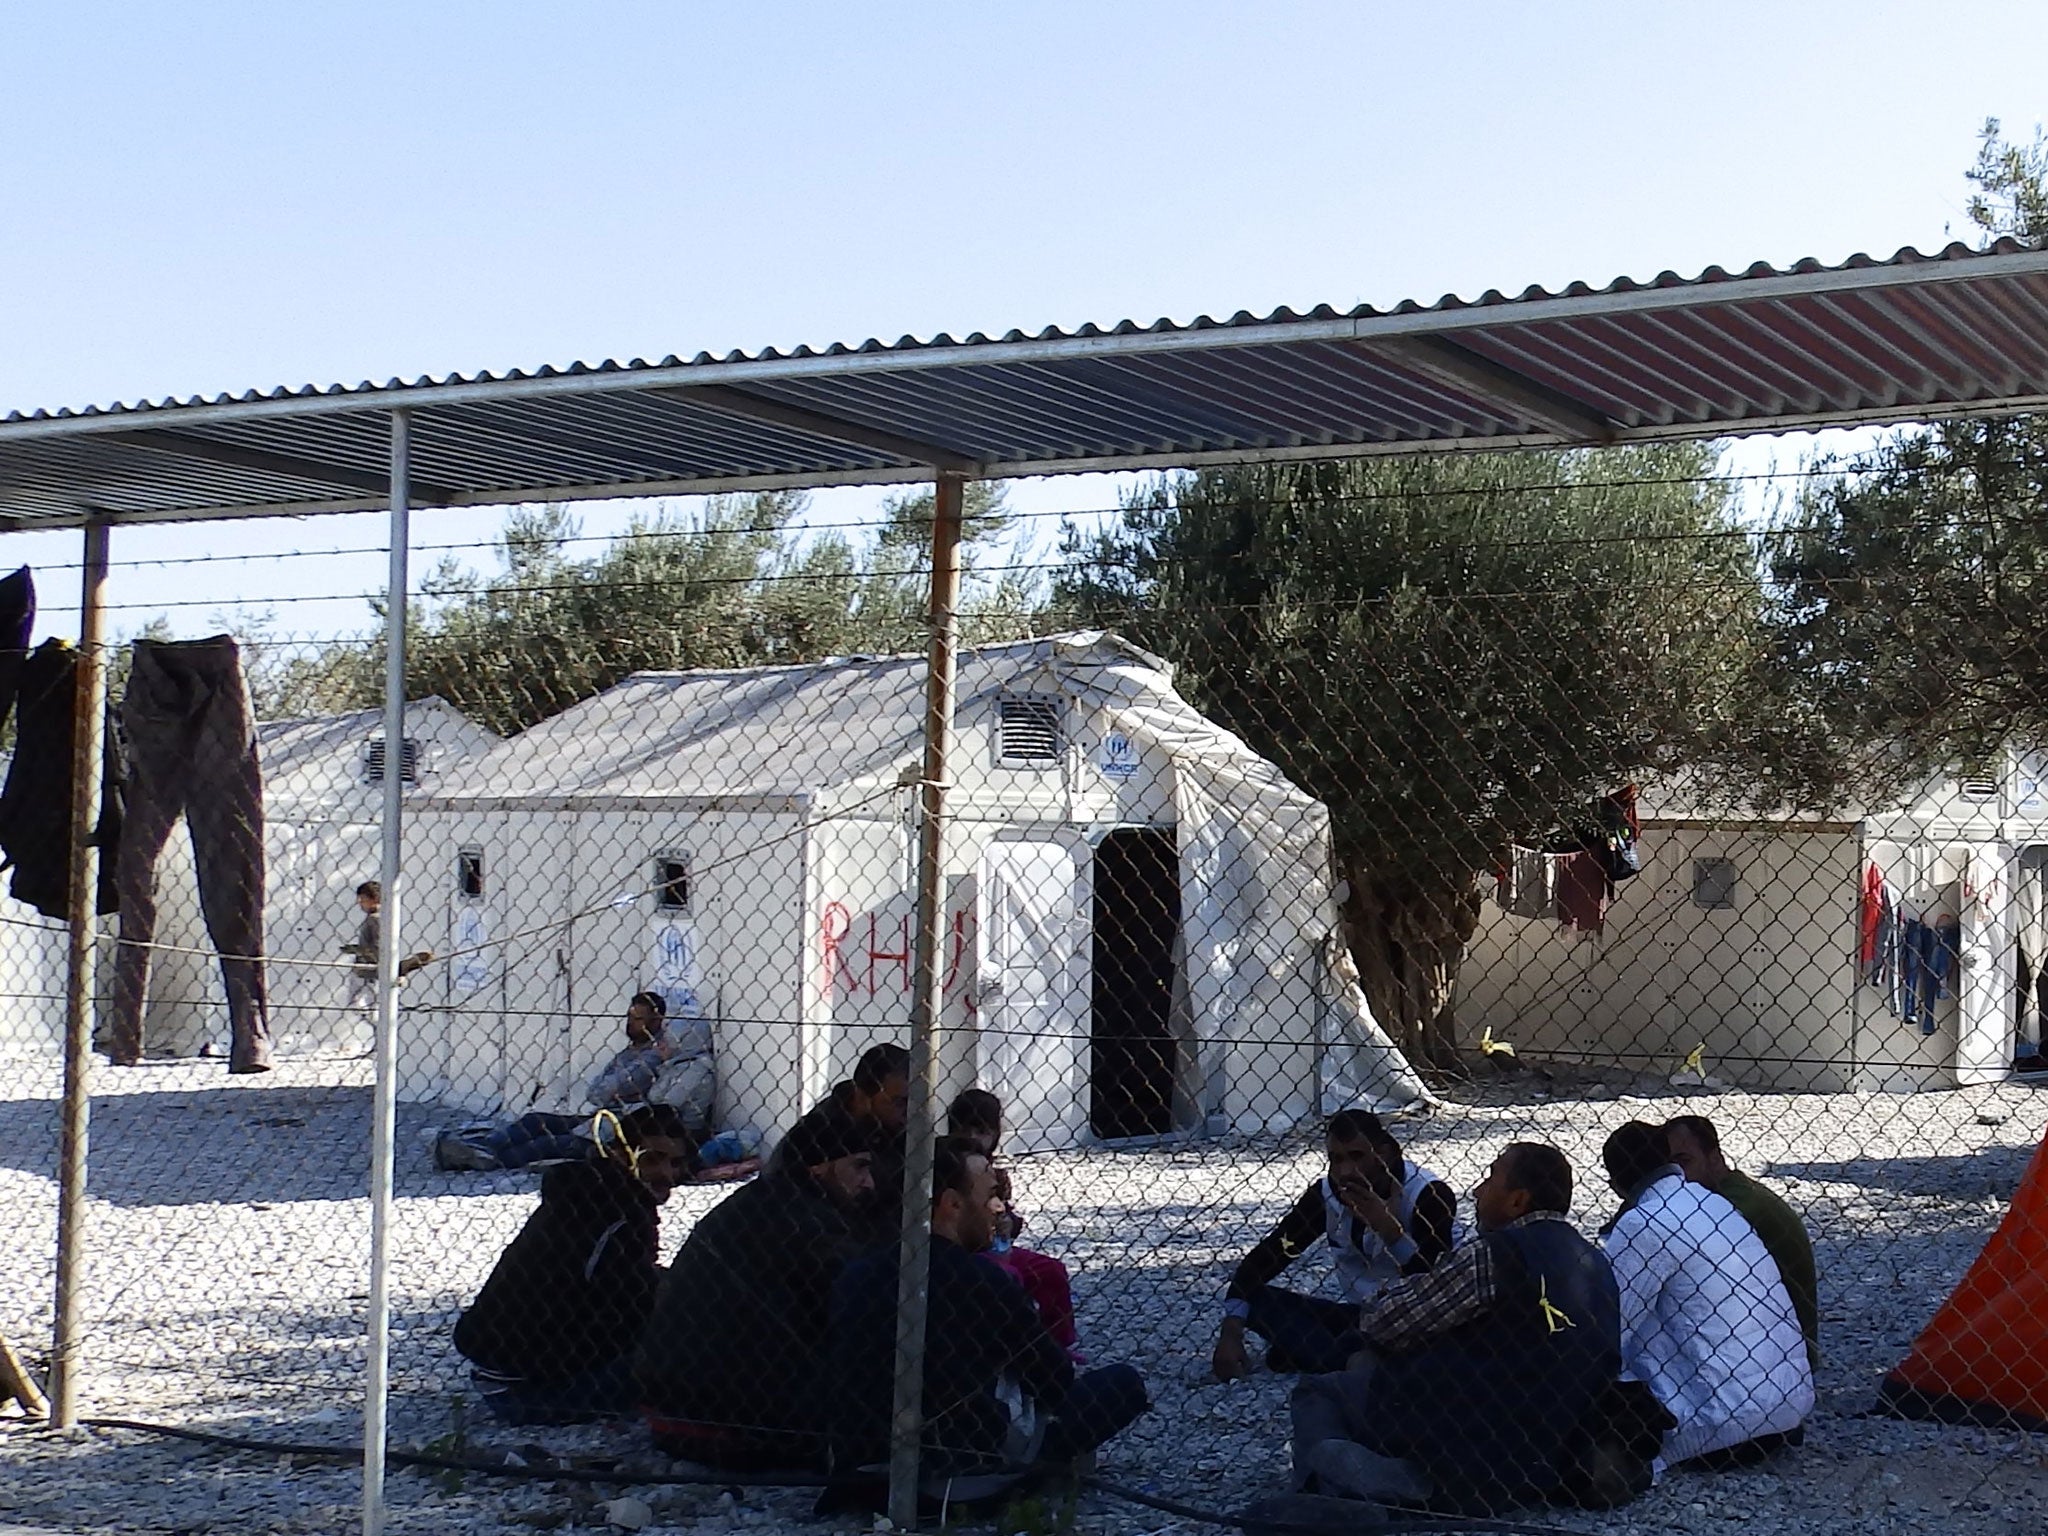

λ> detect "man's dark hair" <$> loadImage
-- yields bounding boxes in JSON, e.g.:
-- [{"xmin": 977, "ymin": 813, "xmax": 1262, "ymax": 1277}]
[
  {"xmin": 854, "ymin": 1042, "xmax": 911, "ymax": 1094},
  {"xmin": 1326, "ymin": 1109, "xmax": 1386, "ymax": 1145},
  {"xmin": 946, "ymin": 1087, "xmax": 1002, "ymax": 1139},
  {"xmin": 357, "ymin": 881, "xmax": 380, "ymax": 900},
  {"xmin": 1602, "ymin": 1120, "xmax": 1673, "ymax": 1193},
  {"xmin": 1500, "ymin": 1142, "xmax": 1573, "ymax": 1216},
  {"xmin": 1664, "ymin": 1113, "xmax": 1722, "ymax": 1158},
  {"xmin": 629, "ymin": 990, "xmax": 668, "ymax": 1017},
  {"xmin": 782, "ymin": 1101, "xmax": 870, "ymax": 1170},
  {"xmin": 931, "ymin": 1134, "xmax": 985, "ymax": 1205}
]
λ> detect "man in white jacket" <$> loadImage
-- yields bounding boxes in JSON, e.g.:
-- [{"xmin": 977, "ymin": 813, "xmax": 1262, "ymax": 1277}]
[{"xmin": 1601, "ymin": 1121, "xmax": 1814, "ymax": 1470}]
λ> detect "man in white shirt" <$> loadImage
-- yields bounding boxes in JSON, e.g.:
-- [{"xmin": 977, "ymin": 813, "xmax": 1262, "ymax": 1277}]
[{"xmin": 1601, "ymin": 1121, "xmax": 1813, "ymax": 1471}]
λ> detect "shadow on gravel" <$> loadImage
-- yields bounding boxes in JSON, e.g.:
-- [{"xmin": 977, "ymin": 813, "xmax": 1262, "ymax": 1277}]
[
  {"xmin": 1774, "ymin": 1144, "xmax": 2037, "ymax": 1198},
  {"xmin": 0, "ymin": 1085, "xmax": 464, "ymax": 1208}
]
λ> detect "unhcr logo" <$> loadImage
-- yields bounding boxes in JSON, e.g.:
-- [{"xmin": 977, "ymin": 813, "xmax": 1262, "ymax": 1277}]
[{"xmin": 1101, "ymin": 731, "xmax": 1138, "ymax": 780}]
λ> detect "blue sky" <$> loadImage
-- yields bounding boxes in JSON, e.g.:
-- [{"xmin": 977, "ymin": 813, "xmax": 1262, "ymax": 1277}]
[{"xmin": 2, "ymin": 1, "xmax": 2044, "ymax": 639}]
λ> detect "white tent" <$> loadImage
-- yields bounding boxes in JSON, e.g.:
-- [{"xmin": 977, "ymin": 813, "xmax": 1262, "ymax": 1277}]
[{"xmin": 402, "ymin": 633, "xmax": 1424, "ymax": 1151}]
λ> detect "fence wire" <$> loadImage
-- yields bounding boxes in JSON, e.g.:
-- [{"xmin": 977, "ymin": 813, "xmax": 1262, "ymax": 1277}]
[{"xmin": 1, "ymin": 454, "xmax": 2046, "ymax": 1532}]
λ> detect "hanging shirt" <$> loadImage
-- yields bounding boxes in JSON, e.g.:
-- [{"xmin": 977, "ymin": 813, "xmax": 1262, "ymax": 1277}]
[
  {"xmin": 1555, "ymin": 851, "xmax": 1610, "ymax": 933},
  {"xmin": 1859, "ymin": 864, "xmax": 1886, "ymax": 970},
  {"xmin": 1496, "ymin": 845, "xmax": 1554, "ymax": 920},
  {"xmin": 1606, "ymin": 1171, "xmax": 1813, "ymax": 1467}
]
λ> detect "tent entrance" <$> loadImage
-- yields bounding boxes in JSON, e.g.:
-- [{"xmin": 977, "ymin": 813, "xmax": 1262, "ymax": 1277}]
[{"xmin": 1089, "ymin": 828, "xmax": 1182, "ymax": 1140}]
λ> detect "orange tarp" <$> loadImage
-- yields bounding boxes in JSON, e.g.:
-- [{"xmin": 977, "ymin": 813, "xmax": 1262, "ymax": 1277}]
[{"xmin": 1878, "ymin": 1125, "xmax": 2048, "ymax": 1429}]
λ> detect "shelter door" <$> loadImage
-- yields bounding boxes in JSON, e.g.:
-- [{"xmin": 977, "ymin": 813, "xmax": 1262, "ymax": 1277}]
[
  {"xmin": 976, "ymin": 840, "xmax": 1087, "ymax": 1151},
  {"xmin": 1090, "ymin": 827, "xmax": 1181, "ymax": 1138}
]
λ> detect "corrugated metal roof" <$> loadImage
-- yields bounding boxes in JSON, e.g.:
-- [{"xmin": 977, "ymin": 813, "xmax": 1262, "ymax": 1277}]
[{"xmin": 5, "ymin": 239, "xmax": 2048, "ymax": 529}]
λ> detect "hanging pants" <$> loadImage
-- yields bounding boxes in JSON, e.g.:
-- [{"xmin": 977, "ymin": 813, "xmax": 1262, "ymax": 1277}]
[{"xmin": 107, "ymin": 637, "xmax": 270, "ymax": 1073}]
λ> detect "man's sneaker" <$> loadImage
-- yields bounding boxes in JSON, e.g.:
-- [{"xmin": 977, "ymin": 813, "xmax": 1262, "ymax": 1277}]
[{"xmin": 433, "ymin": 1131, "xmax": 500, "ymax": 1172}]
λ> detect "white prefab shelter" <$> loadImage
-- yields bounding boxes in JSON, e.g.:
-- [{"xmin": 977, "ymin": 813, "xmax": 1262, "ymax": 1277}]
[
  {"xmin": 1459, "ymin": 753, "xmax": 2048, "ymax": 1093},
  {"xmin": 401, "ymin": 632, "xmax": 1424, "ymax": 1150},
  {"xmin": 123, "ymin": 698, "xmax": 500, "ymax": 1058}
]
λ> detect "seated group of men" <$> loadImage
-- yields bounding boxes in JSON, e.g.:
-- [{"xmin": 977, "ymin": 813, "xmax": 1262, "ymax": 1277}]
[
  {"xmin": 453, "ymin": 1043, "xmax": 1147, "ymax": 1491},
  {"xmin": 452, "ymin": 1028, "xmax": 1818, "ymax": 1516},
  {"xmin": 1224, "ymin": 1110, "xmax": 1818, "ymax": 1513}
]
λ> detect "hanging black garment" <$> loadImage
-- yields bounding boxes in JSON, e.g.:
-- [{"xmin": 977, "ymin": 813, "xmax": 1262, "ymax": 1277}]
[
  {"xmin": 0, "ymin": 638, "xmax": 121, "ymax": 920},
  {"xmin": 0, "ymin": 566, "xmax": 33, "ymax": 728}
]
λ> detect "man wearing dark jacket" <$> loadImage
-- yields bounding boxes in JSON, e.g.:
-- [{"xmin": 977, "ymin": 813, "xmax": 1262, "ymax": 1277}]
[
  {"xmin": 826, "ymin": 1138, "xmax": 1147, "ymax": 1483},
  {"xmin": 1290, "ymin": 1142, "xmax": 1624, "ymax": 1514},
  {"xmin": 454, "ymin": 1105, "xmax": 693, "ymax": 1425},
  {"xmin": 636, "ymin": 1102, "xmax": 875, "ymax": 1467},
  {"xmin": 772, "ymin": 1042, "xmax": 910, "ymax": 1243},
  {"xmin": 1215, "ymin": 1110, "xmax": 1459, "ymax": 1379}
]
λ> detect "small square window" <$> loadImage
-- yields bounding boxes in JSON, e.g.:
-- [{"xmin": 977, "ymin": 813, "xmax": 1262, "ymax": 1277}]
[
  {"xmin": 997, "ymin": 695, "xmax": 1063, "ymax": 768},
  {"xmin": 654, "ymin": 855, "xmax": 691, "ymax": 912},
  {"xmin": 1692, "ymin": 858, "xmax": 1738, "ymax": 910},
  {"xmin": 456, "ymin": 848, "xmax": 485, "ymax": 901}
]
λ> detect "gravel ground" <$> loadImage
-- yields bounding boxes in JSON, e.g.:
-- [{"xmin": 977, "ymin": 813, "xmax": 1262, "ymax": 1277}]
[{"xmin": 3, "ymin": 1054, "xmax": 2047, "ymax": 1533}]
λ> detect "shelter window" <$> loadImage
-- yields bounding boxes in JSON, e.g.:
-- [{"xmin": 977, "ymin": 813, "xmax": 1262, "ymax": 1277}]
[
  {"xmin": 456, "ymin": 848, "xmax": 485, "ymax": 901},
  {"xmin": 1958, "ymin": 761, "xmax": 2000, "ymax": 802},
  {"xmin": 1691, "ymin": 858, "xmax": 1738, "ymax": 911},
  {"xmin": 654, "ymin": 855, "xmax": 691, "ymax": 912},
  {"xmin": 365, "ymin": 736, "xmax": 420, "ymax": 785},
  {"xmin": 997, "ymin": 695, "xmax": 1064, "ymax": 768}
]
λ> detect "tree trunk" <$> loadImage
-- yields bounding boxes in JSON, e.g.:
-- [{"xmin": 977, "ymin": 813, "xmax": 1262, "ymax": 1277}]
[{"xmin": 1340, "ymin": 865, "xmax": 1482, "ymax": 1076}]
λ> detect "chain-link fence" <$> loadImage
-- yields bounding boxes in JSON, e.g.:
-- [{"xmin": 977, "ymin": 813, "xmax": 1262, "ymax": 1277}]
[{"xmin": 3, "ymin": 450, "xmax": 2046, "ymax": 1532}]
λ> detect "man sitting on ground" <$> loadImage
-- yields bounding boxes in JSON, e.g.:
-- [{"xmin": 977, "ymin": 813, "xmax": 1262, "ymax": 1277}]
[
  {"xmin": 1215, "ymin": 1110, "xmax": 1458, "ymax": 1379},
  {"xmin": 453, "ymin": 1104, "xmax": 693, "ymax": 1424},
  {"xmin": 1602, "ymin": 1121, "xmax": 1814, "ymax": 1471},
  {"xmin": 773, "ymin": 1042, "xmax": 910, "ymax": 1242},
  {"xmin": 826, "ymin": 1137, "xmax": 1147, "ymax": 1488},
  {"xmin": 635, "ymin": 1103, "xmax": 875, "ymax": 1467},
  {"xmin": 1288, "ymin": 1143, "xmax": 1623, "ymax": 1513},
  {"xmin": 436, "ymin": 992, "xmax": 688, "ymax": 1171},
  {"xmin": 948, "ymin": 1087, "xmax": 1083, "ymax": 1361},
  {"xmin": 1663, "ymin": 1114, "xmax": 1819, "ymax": 1371}
]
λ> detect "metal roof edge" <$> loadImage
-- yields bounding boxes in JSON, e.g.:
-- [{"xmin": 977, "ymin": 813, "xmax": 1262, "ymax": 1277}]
[
  {"xmin": 20, "ymin": 383, "xmax": 2048, "ymax": 534},
  {"xmin": 8, "ymin": 241, "xmax": 2045, "ymax": 446}
]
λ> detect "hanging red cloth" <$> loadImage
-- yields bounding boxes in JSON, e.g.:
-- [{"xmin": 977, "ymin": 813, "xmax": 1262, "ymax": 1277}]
[
  {"xmin": 1859, "ymin": 862, "xmax": 1885, "ymax": 968},
  {"xmin": 1555, "ymin": 850, "xmax": 1610, "ymax": 932}
]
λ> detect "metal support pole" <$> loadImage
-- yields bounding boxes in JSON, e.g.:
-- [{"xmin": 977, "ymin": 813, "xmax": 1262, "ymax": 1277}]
[
  {"xmin": 49, "ymin": 520, "xmax": 110, "ymax": 1427},
  {"xmin": 363, "ymin": 410, "xmax": 410, "ymax": 1536},
  {"xmin": 887, "ymin": 471, "xmax": 968, "ymax": 1526}
]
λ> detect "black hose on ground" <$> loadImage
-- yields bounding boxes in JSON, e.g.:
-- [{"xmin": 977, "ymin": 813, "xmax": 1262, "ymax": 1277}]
[
  {"xmin": 77, "ymin": 1416, "xmax": 825, "ymax": 1486},
  {"xmin": 1081, "ymin": 1475, "xmax": 1581, "ymax": 1536},
  {"xmin": 74, "ymin": 1418, "xmax": 1577, "ymax": 1533}
]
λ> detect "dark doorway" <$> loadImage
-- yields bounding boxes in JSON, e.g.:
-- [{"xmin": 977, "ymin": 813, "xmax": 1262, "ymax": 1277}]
[{"xmin": 1090, "ymin": 828, "xmax": 1181, "ymax": 1139}]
